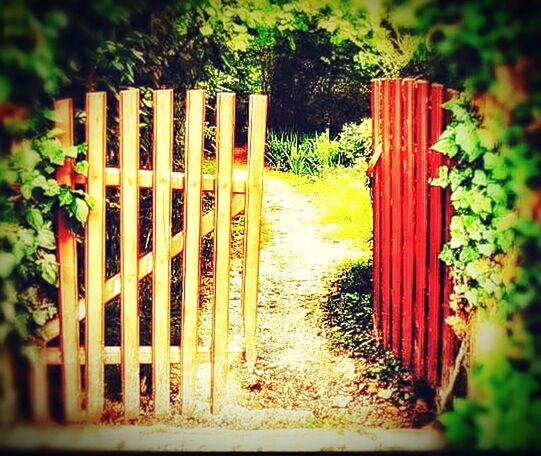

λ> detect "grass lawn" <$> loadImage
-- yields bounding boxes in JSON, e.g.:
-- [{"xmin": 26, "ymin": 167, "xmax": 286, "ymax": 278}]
[{"xmin": 270, "ymin": 163, "xmax": 373, "ymax": 254}]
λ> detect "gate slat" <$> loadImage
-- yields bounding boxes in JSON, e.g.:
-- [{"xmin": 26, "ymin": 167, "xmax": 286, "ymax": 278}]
[
  {"xmin": 427, "ymin": 84, "xmax": 444, "ymax": 385},
  {"xmin": 211, "ymin": 93, "xmax": 235, "ymax": 413},
  {"xmin": 54, "ymin": 98, "xmax": 82, "ymax": 422},
  {"xmin": 28, "ymin": 346, "xmax": 49, "ymax": 423},
  {"xmin": 401, "ymin": 79, "xmax": 415, "ymax": 366},
  {"xmin": 371, "ymin": 80, "xmax": 382, "ymax": 341},
  {"xmin": 181, "ymin": 89, "xmax": 205, "ymax": 414},
  {"xmin": 380, "ymin": 79, "xmax": 391, "ymax": 349},
  {"xmin": 153, "ymin": 89, "xmax": 174, "ymax": 417},
  {"xmin": 85, "ymin": 91, "xmax": 107, "ymax": 421},
  {"xmin": 242, "ymin": 94, "xmax": 267, "ymax": 372},
  {"xmin": 120, "ymin": 89, "xmax": 140, "ymax": 420},
  {"xmin": 414, "ymin": 81, "xmax": 429, "ymax": 380},
  {"xmin": 391, "ymin": 79, "xmax": 402, "ymax": 355}
]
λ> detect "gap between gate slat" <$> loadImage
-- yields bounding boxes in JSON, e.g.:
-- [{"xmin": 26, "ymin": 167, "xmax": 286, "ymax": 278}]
[
  {"xmin": 153, "ymin": 89, "xmax": 173, "ymax": 417},
  {"xmin": 85, "ymin": 92, "xmax": 106, "ymax": 421},
  {"xmin": 211, "ymin": 93, "xmax": 235, "ymax": 413},
  {"xmin": 427, "ymin": 84, "xmax": 445, "ymax": 386},
  {"xmin": 414, "ymin": 81, "xmax": 429, "ymax": 380},
  {"xmin": 120, "ymin": 89, "xmax": 140, "ymax": 420},
  {"xmin": 181, "ymin": 89, "xmax": 205, "ymax": 414},
  {"xmin": 54, "ymin": 98, "xmax": 82, "ymax": 422},
  {"xmin": 242, "ymin": 94, "xmax": 267, "ymax": 373},
  {"xmin": 391, "ymin": 79, "xmax": 402, "ymax": 355}
]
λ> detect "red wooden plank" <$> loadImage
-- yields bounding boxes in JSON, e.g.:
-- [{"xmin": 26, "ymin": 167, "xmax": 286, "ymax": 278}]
[
  {"xmin": 371, "ymin": 79, "xmax": 382, "ymax": 341},
  {"xmin": 427, "ymin": 83, "xmax": 445, "ymax": 386},
  {"xmin": 380, "ymin": 79, "xmax": 392, "ymax": 350},
  {"xmin": 401, "ymin": 79, "xmax": 415, "ymax": 367},
  {"xmin": 390, "ymin": 79, "xmax": 402, "ymax": 356},
  {"xmin": 441, "ymin": 88, "xmax": 459, "ymax": 387},
  {"xmin": 414, "ymin": 80, "xmax": 429, "ymax": 380}
]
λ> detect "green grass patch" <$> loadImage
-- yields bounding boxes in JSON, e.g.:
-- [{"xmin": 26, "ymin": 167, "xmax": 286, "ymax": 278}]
[{"xmin": 273, "ymin": 163, "xmax": 373, "ymax": 253}]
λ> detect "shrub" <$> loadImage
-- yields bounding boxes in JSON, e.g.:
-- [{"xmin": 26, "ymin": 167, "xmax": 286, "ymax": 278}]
[{"xmin": 336, "ymin": 118, "xmax": 373, "ymax": 165}]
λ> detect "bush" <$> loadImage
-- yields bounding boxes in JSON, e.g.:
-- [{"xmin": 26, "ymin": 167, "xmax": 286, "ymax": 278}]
[{"xmin": 336, "ymin": 118, "xmax": 373, "ymax": 165}]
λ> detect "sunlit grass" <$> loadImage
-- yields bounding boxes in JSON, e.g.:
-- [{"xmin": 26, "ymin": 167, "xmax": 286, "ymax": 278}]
[{"xmin": 270, "ymin": 162, "xmax": 373, "ymax": 253}]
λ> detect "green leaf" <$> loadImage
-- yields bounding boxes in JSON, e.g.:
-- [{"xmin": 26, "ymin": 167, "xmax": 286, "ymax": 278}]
[
  {"xmin": 472, "ymin": 170, "xmax": 487, "ymax": 186},
  {"xmin": 58, "ymin": 187, "xmax": 74, "ymax": 207},
  {"xmin": 36, "ymin": 227, "xmax": 56, "ymax": 250},
  {"xmin": 14, "ymin": 313, "xmax": 30, "ymax": 340},
  {"xmin": 74, "ymin": 160, "xmax": 88, "ymax": 176},
  {"xmin": 63, "ymin": 145, "xmax": 79, "ymax": 159},
  {"xmin": 26, "ymin": 208, "xmax": 44, "ymax": 230},
  {"xmin": 71, "ymin": 197, "xmax": 90, "ymax": 224},
  {"xmin": 0, "ymin": 252, "xmax": 18, "ymax": 278},
  {"xmin": 38, "ymin": 254, "xmax": 59, "ymax": 286},
  {"xmin": 43, "ymin": 178, "xmax": 60, "ymax": 196}
]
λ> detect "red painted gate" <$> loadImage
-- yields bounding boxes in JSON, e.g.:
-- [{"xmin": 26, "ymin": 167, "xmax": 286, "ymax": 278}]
[{"xmin": 368, "ymin": 78, "xmax": 458, "ymax": 391}]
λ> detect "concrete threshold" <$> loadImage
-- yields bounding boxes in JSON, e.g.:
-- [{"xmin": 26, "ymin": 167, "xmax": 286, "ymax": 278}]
[{"xmin": 1, "ymin": 425, "xmax": 446, "ymax": 452}]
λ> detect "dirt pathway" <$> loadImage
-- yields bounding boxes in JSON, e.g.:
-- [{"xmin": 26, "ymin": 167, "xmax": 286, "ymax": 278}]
[{"xmin": 225, "ymin": 171, "xmax": 421, "ymax": 429}]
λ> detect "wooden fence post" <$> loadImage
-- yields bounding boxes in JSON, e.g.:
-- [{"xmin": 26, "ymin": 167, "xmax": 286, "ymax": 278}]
[
  {"xmin": 390, "ymin": 79, "xmax": 402, "ymax": 356},
  {"xmin": 153, "ymin": 89, "xmax": 174, "ymax": 417},
  {"xmin": 181, "ymin": 89, "xmax": 205, "ymax": 414},
  {"xmin": 211, "ymin": 93, "xmax": 235, "ymax": 413},
  {"xmin": 380, "ymin": 79, "xmax": 392, "ymax": 350},
  {"xmin": 242, "ymin": 94, "xmax": 267, "ymax": 373},
  {"xmin": 54, "ymin": 98, "xmax": 82, "ymax": 422},
  {"xmin": 120, "ymin": 89, "xmax": 140, "ymax": 420},
  {"xmin": 85, "ymin": 92, "xmax": 107, "ymax": 421},
  {"xmin": 401, "ymin": 79, "xmax": 415, "ymax": 367},
  {"xmin": 414, "ymin": 80, "xmax": 429, "ymax": 380}
]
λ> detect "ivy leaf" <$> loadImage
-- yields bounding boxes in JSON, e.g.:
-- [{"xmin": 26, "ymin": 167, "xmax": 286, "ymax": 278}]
[
  {"xmin": 74, "ymin": 160, "xmax": 88, "ymax": 176},
  {"xmin": 58, "ymin": 187, "xmax": 74, "ymax": 207},
  {"xmin": 472, "ymin": 169, "xmax": 487, "ymax": 186},
  {"xmin": 432, "ymin": 135, "xmax": 457, "ymax": 157},
  {"xmin": 63, "ymin": 145, "xmax": 79, "ymax": 159},
  {"xmin": 40, "ymin": 139, "xmax": 65, "ymax": 165},
  {"xmin": 431, "ymin": 165, "xmax": 450, "ymax": 187},
  {"xmin": 26, "ymin": 208, "xmax": 44, "ymax": 230},
  {"xmin": 36, "ymin": 226, "xmax": 56, "ymax": 250},
  {"xmin": 71, "ymin": 197, "xmax": 90, "ymax": 224},
  {"xmin": 43, "ymin": 178, "xmax": 60, "ymax": 196},
  {"xmin": 14, "ymin": 313, "xmax": 30, "ymax": 340},
  {"xmin": 37, "ymin": 254, "xmax": 59, "ymax": 286},
  {"xmin": 0, "ymin": 252, "xmax": 18, "ymax": 278}
]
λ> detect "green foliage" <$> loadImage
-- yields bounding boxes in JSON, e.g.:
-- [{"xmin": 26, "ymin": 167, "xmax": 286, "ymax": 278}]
[
  {"xmin": 414, "ymin": 0, "xmax": 541, "ymax": 448},
  {"xmin": 323, "ymin": 258, "xmax": 408, "ymax": 397},
  {"xmin": 336, "ymin": 118, "xmax": 373, "ymax": 165},
  {"xmin": 0, "ymin": 129, "xmax": 91, "ymax": 346},
  {"xmin": 266, "ymin": 125, "xmax": 372, "ymax": 176}
]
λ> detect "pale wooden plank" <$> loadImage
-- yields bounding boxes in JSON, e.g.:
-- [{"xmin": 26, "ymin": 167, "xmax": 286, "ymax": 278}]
[
  {"xmin": 211, "ymin": 93, "xmax": 235, "ymax": 413},
  {"xmin": 180, "ymin": 89, "xmax": 205, "ymax": 414},
  {"xmin": 41, "ymin": 194, "xmax": 247, "ymax": 343},
  {"xmin": 74, "ymin": 170, "xmax": 246, "ymax": 193},
  {"xmin": 85, "ymin": 91, "xmax": 107, "ymax": 421},
  {"xmin": 54, "ymin": 98, "xmax": 83, "ymax": 423},
  {"xmin": 242, "ymin": 94, "xmax": 267, "ymax": 372},
  {"xmin": 152, "ymin": 89, "xmax": 174, "ymax": 416},
  {"xmin": 45, "ymin": 346, "xmax": 245, "ymax": 365},
  {"xmin": 119, "ymin": 89, "xmax": 140, "ymax": 420},
  {"xmin": 27, "ymin": 346, "xmax": 50, "ymax": 423},
  {"xmin": 0, "ymin": 351, "xmax": 17, "ymax": 426}
]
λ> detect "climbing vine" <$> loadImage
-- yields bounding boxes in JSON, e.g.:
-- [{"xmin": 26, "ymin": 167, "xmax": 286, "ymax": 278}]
[
  {"xmin": 0, "ymin": 128, "xmax": 92, "ymax": 345},
  {"xmin": 405, "ymin": 0, "xmax": 541, "ymax": 449}
]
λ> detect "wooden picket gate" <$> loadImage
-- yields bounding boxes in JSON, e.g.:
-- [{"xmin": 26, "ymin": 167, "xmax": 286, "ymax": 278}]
[
  {"xmin": 22, "ymin": 89, "xmax": 267, "ymax": 423},
  {"xmin": 368, "ymin": 78, "xmax": 457, "ymax": 391}
]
